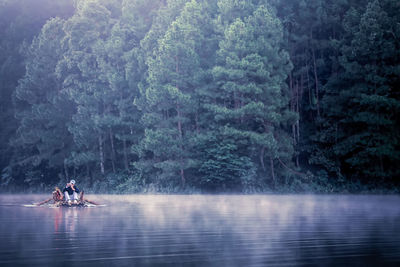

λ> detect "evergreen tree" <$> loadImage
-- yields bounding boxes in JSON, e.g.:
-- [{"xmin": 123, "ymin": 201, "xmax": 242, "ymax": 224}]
[
  {"xmin": 320, "ymin": 0, "xmax": 400, "ymax": 182},
  {"xmin": 139, "ymin": 0, "xmax": 217, "ymax": 188},
  {"xmin": 195, "ymin": 128, "xmax": 255, "ymax": 190},
  {"xmin": 2, "ymin": 0, "xmax": 400, "ymax": 191},
  {"xmin": 0, "ymin": 0, "xmax": 74, "ymax": 186},
  {"xmin": 208, "ymin": 5, "xmax": 296, "ymax": 187},
  {"xmin": 97, "ymin": 0, "xmax": 162, "ymax": 174},
  {"xmin": 57, "ymin": 0, "xmax": 117, "ymax": 179},
  {"xmin": 14, "ymin": 18, "xmax": 74, "ymax": 185},
  {"xmin": 272, "ymin": 0, "xmax": 367, "ymax": 178},
  {"xmin": 140, "ymin": 0, "xmax": 188, "ymax": 57}
]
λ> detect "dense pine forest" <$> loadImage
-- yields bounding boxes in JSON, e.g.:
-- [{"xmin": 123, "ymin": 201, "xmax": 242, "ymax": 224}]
[{"xmin": 0, "ymin": 0, "xmax": 399, "ymax": 193}]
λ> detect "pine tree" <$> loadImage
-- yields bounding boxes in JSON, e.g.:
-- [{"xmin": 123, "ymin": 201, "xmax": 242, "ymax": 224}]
[
  {"xmin": 1, "ymin": 0, "xmax": 74, "ymax": 186},
  {"xmin": 57, "ymin": 0, "xmax": 117, "ymax": 178},
  {"xmin": 98, "ymin": 0, "xmax": 162, "ymax": 173},
  {"xmin": 321, "ymin": 0, "xmax": 400, "ymax": 182},
  {"xmin": 14, "ymin": 18, "xmax": 74, "ymax": 184},
  {"xmin": 272, "ymin": 0, "xmax": 367, "ymax": 179},
  {"xmin": 139, "ymin": 0, "xmax": 218, "ymax": 188},
  {"xmin": 208, "ymin": 5, "xmax": 296, "ymax": 187}
]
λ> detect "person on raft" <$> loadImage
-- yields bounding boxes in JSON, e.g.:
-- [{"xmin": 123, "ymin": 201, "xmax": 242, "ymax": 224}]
[
  {"xmin": 53, "ymin": 187, "xmax": 63, "ymax": 202},
  {"xmin": 63, "ymin": 180, "xmax": 80, "ymax": 204}
]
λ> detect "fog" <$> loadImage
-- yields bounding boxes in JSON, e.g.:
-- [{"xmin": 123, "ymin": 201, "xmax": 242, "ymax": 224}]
[{"xmin": 0, "ymin": 194, "xmax": 399, "ymax": 266}]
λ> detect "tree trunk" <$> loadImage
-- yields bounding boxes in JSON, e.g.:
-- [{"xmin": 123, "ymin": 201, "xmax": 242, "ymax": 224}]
[
  {"xmin": 270, "ymin": 157, "xmax": 276, "ymax": 187},
  {"xmin": 98, "ymin": 135, "xmax": 105, "ymax": 175},
  {"xmin": 177, "ymin": 102, "xmax": 183, "ymax": 138},
  {"xmin": 86, "ymin": 164, "xmax": 92, "ymax": 187},
  {"xmin": 260, "ymin": 147, "xmax": 266, "ymax": 171},
  {"xmin": 109, "ymin": 128, "xmax": 116, "ymax": 173},
  {"xmin": 295, "ymin": 79, "xmax": 300, "ymax": 168},
  {"xmin": 289, "ymin": 73, "xmax": 296, "ymax": 145},
  {"xmin": 305, "ymin": 61, "xmax": 314, "ymax": 122},
  {"xmin": 180, "ymin": 168, "xmax": 185, "ymax": 188},
  {"xmin": 290, "ymin": 73, "xmax": 301, "ymax": 168},
  {"xmin": 64, "ymin": 160, "xmax": 69, "ymax": 180},
  {"xmin": 297, "ymin": 74, "xmax": 304, "ymax": 142},
  {"xmin": 122, "ymin": 137, "xmax": 129, "ymax": 170},
  {"xmin": 311, "ymin": 43, "xmax": 320, "ymax": 117},
  {"xmin": 176, "ymin": 102, "xmax": 185, "ymax": 188},
  {"xmin": 278, "ymin": 158, "xmax": 305, "ymax": 177},
  {"xmin": 175, "ymin": 56, "xmax": 185, "ymax": 188}
]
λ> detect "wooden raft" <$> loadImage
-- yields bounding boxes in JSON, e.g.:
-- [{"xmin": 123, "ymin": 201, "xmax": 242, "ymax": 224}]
[{"xmin": 35, "ymin": 191, "xmax": 100, "ymax": 207}]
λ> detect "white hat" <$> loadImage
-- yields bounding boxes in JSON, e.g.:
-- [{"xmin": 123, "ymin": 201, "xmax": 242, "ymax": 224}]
[{"xmin": 70, "ymin": 179, "xmax": 76, "ymax": 184}]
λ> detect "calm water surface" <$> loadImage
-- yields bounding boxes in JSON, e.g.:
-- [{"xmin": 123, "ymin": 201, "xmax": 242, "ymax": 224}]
[{"xmin": 0, "ymin": 194, "xmax": 399, "ymax": 266}]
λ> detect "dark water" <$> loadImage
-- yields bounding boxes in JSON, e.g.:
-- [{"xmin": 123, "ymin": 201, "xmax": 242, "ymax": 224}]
[{"xmin": 0, "ymin": 194, "xmax": 399, "ymax": 266}]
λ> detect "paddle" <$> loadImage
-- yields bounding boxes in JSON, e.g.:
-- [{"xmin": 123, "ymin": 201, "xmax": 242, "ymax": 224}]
[
  {"xmin": 80, "ymin": 191, "xmax": 100, "ymax": 205},
  {"xmin": 36, "ymin": 198, "xmax": 52, "ymax": 206}
]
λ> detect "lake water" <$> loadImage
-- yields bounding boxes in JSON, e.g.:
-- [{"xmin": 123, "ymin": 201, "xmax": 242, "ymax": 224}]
[{"xmin": 0, "ymin": 194, "xmax": 399, "ymax": 266}]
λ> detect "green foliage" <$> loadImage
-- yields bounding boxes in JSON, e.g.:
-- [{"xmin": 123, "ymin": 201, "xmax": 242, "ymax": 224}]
[
  {"xmin": 13, "ymin": 17, "xmax": 75, "ymax": 186},
  {"xmin": 195, "ymin": 129, "xmax": 256, "ymax": 190},
  {"xmin": 137, "ymin": 0, "xmax": 219, "ymax": 187},
  {"xmin": 209, "ymin": 4, "xmax": 295, "ymax": 185},
  {"xmin": 0, "ymin": 0, "xmax": 74, "ymax": 187},
  {"xmin": 2, "ymin": 0, "xmax": 399, "ymax": 192},
  {"xmin": 318, "ymin": 0, "xmax": 400, "ymax": 182}
]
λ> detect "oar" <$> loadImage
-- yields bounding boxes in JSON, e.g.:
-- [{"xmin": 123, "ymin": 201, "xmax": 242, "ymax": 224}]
[
  {"xmin": 80, "ymin": 191, "xmax": 100, "ymax": 205},
  {"xmin": 36, "ymin": 198, "xmax": 52, "ymax": 206},
  {"xmin": 85, "ymin": 199, "xmax": 100, "ymax": 205}
]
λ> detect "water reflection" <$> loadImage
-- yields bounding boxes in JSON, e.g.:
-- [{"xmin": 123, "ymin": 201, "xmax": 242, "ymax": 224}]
[
  {"xmin": 54, "ymin": 207, "xmax": 62, "ymax": 233},
  {"xmin": 63, "ymin": 208, "xmax": 78, "ymax": 238},
  {"xmin": 0, "ymin": 194, "xmax": 399, "ymax": 266}
]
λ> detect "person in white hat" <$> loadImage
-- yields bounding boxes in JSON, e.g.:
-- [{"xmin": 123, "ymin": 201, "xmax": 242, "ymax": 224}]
[{"xmin": 62, "ymin": 179, "xmax": 80, "ymax": 204}]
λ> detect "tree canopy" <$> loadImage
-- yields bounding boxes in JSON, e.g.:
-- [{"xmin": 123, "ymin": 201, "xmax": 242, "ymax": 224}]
[{"xmin": 1, "ymin": 0, "xmax": 399, "ymax": 192}]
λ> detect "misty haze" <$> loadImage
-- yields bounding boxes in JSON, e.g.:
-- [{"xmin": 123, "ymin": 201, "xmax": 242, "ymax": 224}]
[
  {"xmin": 0, "ymin": 0, "xmax": 399, "ymax": 266},
  {"xmin": 1, "ymin": 194, "xmax": 400, "ymax": 266}
]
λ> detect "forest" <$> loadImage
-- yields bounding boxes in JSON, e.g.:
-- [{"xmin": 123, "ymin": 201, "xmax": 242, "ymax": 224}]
[{"xmin": 0, "ymin": 0, "xmax": 399, "ymax": 193}]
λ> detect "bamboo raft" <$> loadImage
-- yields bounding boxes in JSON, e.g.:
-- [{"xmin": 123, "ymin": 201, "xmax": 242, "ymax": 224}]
[{"xmin": 35, "ymin": 190, "xmax": 101, "ymax": 207}]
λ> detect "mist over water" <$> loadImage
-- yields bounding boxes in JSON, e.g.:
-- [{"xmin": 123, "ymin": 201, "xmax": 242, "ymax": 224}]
[{"xmin": 0, "ymin": 194, "xmax": 399, "ymax": 266}]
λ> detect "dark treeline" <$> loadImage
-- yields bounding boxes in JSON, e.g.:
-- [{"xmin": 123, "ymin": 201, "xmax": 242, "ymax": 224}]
[{"xmin": 0, "ymin": 0, "xmax": 399, "ymax": 193}]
